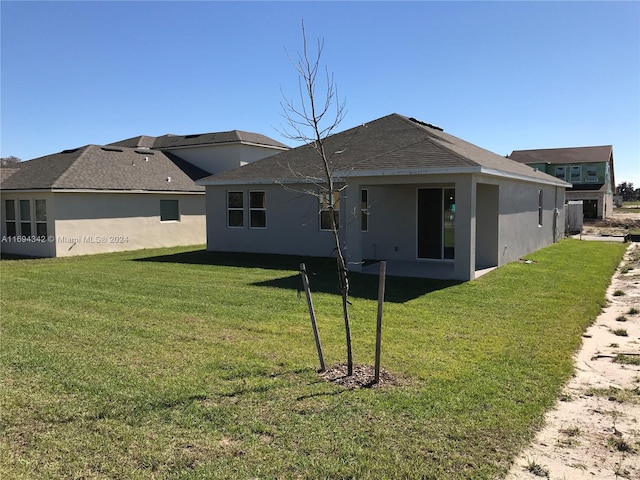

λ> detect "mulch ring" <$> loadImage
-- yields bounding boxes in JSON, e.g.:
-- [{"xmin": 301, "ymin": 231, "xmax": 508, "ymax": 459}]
[{"xmin": 319, "ymin": 364, "xmax": 403, "ymax": 389}]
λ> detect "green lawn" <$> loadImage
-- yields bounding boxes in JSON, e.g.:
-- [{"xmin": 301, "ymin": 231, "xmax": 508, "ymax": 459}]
[
  {"xmin": 616, "ymin": 200, "xmax": 640, "ymax": 212},
  {"xmin": 0, "ymin": 240, "xmax": 628, "ymax": 479}
]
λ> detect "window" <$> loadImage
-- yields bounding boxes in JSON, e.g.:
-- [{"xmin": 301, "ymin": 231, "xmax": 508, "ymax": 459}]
[
  {"xmin": 361, "ymin": 189, "xmax": 369, "ymax": 231},
  {"xmin": 160, "ymin": 199, "xmax": 180, "ymax": 222},
  {"xmin": 586, "ymin": 166, "xmax": 597, "ymax": 182},
  {"xmin": 4, "ymin": 199, "xmax": 16, "ymax": 237},
  {"xmin": 35, "ymin": 199, "xmax": 47, "ymax": 237},
  {"xmin": 538, "ymin": 190, "xmax": 543, "ymax": 226},
  {"xmin": 570, "ymin": 166, "xmax": 581, "ymax": 183},
  {"xmin": 249, "ymin": 191, "xmax": 266, "ymax": 228},
  {"xmin": 227, "ymin": 191, "xmax": 244, "ymax": 227},
  {"xmin": 319, "ymin": 191, "xmax": 340, "ymax": 231},
  {"xmin": 19, "ymin": 199, "xmax": 31, "ymax": 236},
  {"xmin": 555, "ymin": 166, "xmax": 566, "ymax": 180}
]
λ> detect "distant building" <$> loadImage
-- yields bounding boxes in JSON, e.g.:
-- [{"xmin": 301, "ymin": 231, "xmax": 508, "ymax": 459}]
[{"xmin": 509, "ymin": 146, "xmax": 615, "ymax": 219}]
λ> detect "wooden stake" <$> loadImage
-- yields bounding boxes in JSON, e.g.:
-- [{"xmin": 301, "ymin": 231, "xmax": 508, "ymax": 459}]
[
  {"xmin": 374, "ymin": 261, "xmax": 386, "ymax": 383},
  {"xmin": 300, "ymin": 263, "xmax": 326, "ymax": 372}
]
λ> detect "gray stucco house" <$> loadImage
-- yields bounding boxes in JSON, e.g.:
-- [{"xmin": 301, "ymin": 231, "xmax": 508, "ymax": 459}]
[{"xmin": 197, "ymin": 114, "xmax": 570, "ymax": 281}]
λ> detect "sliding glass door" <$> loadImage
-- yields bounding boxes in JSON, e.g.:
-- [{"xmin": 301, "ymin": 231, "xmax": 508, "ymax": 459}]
[{"xmin": 417, "ymin": 188, "xmax": 455, "ymax": 260}]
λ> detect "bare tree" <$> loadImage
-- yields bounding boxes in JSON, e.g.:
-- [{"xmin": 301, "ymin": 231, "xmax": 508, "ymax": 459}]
[
  {"xmin": 1, "ymin": 156, "xmax": 21, "ymax": 167},
  {"xmin": 279, "ymin": 21, "xmax": 354, "ymax": 375}
]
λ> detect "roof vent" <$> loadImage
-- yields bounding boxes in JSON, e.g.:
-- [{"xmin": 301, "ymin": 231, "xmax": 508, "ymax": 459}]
[
  {"xmin": 184, "ymin": 134, "xmax": 201, "ymax": 139},
  {"xmin": 101, "ymin": 147, "xmax": 124, "ymax": 152},
  {"xmin": 408, "ymin": 117, "xmax": 443, "ymax": 131},
  {"xmin": 61, "ymin": 148, "xmax": 80, "ymax": 154},
  {"xmin": 134, "ymin": 150, "xmax": 154, "ymax": 155}
]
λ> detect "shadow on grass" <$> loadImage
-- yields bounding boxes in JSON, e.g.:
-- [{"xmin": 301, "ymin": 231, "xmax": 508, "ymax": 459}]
[
  {"xmin": 135, "ymin": 250, "xmax": 459, "ymax": 303},
  {"xmin": 254, "ymin": 273, "xmax": 458, "ymax": 303}
]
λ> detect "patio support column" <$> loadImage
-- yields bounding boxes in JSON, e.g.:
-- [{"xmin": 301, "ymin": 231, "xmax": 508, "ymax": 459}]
[
  {"xmin": 454, "ymin": 175, "xmax": 476, "ymax": 281},
  {"xmin": 342, "ymin": 182, "xmax": 363, "ymax": 273}
]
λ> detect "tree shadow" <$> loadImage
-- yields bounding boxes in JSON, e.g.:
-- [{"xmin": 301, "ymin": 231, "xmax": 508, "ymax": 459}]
[{"xmin": 135, "ymin": 249, "xmax": 459, "ymax": 303}]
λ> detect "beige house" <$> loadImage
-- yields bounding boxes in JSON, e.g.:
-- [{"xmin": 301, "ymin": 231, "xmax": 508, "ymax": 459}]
[
  {"xmin": 198, "ymin": 114, "xmax": 570, "ymax": 281},
  {"xmin": 1, "ymin": 131, "xmax": 287, "ymax": 257}
]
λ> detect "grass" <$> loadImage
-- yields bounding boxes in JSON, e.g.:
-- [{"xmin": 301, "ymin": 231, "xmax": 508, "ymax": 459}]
[
  {"xmin": 616, "ymin": 201, "xmax": 640, "ymax": 212},
  {"xmin": 0, "ymin": 239, "xmax": 628, "ymax": 479},
  {"xmin": 615, "ymin": 355, "xmax": 640, "ymax": 366},
  {"xmin": 611, "ymin": 328, "xmax": 629, "ymax": 337},
  {"xmin": 587, "ymin": 386, "xmax": 640, "ymax": 404},
  {"xmin": 607, "ymin": 437, "xmax": 637, "ymax": 453},
  {"xmin": 525, "ymin": 458, "xmax": 549, "ymax": 477}
]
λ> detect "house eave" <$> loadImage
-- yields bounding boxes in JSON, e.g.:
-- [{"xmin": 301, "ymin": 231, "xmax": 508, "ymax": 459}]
[
  {"xmin": 197, "ymin": 178, "xmax": 319, "ymax": 187},
  {"xmin": 1, "ymin": 188, "xmax": 204, "ymax": 195},
  {"xmin": 477, "ymin": 167, "xmax": 572, "ymax": 187},
  {"xmin": 197, "ymin": 165, "xmax": 570, "ymax": 188},
  {"xmin": 157, "ymin": 142, "xmax": 288, "ymax": 152}
]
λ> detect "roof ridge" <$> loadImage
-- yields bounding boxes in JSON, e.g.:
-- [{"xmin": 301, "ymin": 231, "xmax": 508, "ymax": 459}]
[
  {"xmin": 513, "ymin": 145, "xmax": 612, "ymax": 152},
  {"xmin": 394, "ymin": 114, "xmax": 479, "ymax": 167},
  {"xmin": 51, "ymin": 145, "xmax": 92, "ymax": 188}
]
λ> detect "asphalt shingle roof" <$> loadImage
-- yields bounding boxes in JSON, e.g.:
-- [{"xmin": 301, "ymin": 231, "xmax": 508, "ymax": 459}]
[
  {"xmin": 198, "ymin": 114, "xmax": 568, "ymax": 186},
  {"xmin": 108, "ymin": 130, "xmax": 289, "ymax": 150},
  {"xmin": 0, "ymin": 145, "xmax": 207, "ymax": 192},
  {"xmin": 508, "ymin": 145, "xmax": 613, "ymax": 165}
]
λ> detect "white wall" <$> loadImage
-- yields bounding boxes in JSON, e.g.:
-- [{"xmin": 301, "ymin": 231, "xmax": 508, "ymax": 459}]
[
  {"xmin": 53, "ymin": 192, "xmax": 205, "ymax": 256},
  {"xmin": 167, "ymin": 144, "xmax": 285, "ymax": 175},
  {"xmin": 1, "ymin": 191, "xmax": 205, "ymax": 257}
]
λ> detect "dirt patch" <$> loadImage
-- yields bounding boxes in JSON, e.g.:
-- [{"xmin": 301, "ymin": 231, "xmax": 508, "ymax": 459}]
[
  {"xmin": 319, "ymin": 364, "xmax": 403, "ymax": 389},
  {"xmin": 506, "ymin": 242, "xmax": 640, "ymax": 480},
  {"xmin": 581, "ymin": 210, "xmax": 640, "ymax": 237}
]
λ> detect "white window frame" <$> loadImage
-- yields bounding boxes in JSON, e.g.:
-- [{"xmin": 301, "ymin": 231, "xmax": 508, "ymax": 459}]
[
  {"xmin": 227, "ymin": 191, "xmax": 244, "ymax": 228},
  {"xmin": 538, "ymin": 189, "xmax": 543, "ymax": 227},
  {"xmin": 361, "ymin": 189, "xmax": 369, "ymax": 232},
  {"xmin": 35, "ymin": 199, "xmax": 47, "ymax": 237},
  {"xmin": 319, "ymin": 191, "xmax": 340, "ymax": 231},
  {"xmin": 19, "ymin": 199, "xmax": 32, "ymax": 237},
  {"xmin": 4, "ymin": 199, "xmax": 16, "ymax": 237},
  {"xmin": 160, "ymin": 199, "xmax": 180, "ymax": 222},
  {"xmin": 249, "ymin": 191, "xmax": 267, "ymax": 229},
  {"xmin": 4, "ymin": 198, "xmax": 48, "ymax": 238}
]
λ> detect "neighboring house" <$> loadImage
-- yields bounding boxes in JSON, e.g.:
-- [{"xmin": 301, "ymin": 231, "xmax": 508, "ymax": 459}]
[
  {"xmin": 197, "ymin": 114, "xmax": 570, "ymax": 281},
  {"xmin": 508, "ymin": 145, "xmax": 615, "ymax": 219},
  {"xmin": 1, "ymin": 131, "xmax": 287, "ymax": 257}
]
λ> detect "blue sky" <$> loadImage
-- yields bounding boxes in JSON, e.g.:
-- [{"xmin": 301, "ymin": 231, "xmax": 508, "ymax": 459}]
[{"xmin": 2, "ymin": 1, "xmax": 639, "ymax": 185}]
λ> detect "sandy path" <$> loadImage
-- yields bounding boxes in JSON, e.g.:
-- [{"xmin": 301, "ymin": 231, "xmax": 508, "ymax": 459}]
[{"xmin": 505, "ymin": 242, "xmax": 640, "ymax": 480}]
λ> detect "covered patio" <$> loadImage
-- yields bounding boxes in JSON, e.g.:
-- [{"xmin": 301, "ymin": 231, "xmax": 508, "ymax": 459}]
[{"xmin": 360, "ymin": 259, "xmax": 496, "ymax": 280}]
